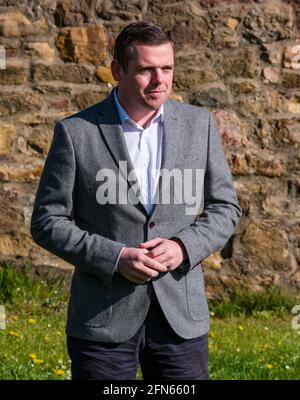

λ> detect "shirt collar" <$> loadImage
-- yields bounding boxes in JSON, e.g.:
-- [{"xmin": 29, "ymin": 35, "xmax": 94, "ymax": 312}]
[{"xmin": 113, "ymin": 86, "xmax": 164, "ymax": 129}]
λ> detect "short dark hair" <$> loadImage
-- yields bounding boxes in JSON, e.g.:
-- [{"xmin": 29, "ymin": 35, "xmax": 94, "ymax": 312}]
[{"xmin": 113, "ymin": 20, "xmax": 172, "ymax": 72}]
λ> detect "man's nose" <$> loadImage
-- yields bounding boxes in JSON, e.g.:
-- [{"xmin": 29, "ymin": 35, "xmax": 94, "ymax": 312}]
[{"xmin": 151, "ymin": 68, "xmax": 164, "ymax": 84}]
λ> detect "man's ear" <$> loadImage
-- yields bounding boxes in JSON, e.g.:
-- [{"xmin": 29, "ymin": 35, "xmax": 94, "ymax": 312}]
[{"xmin": 111, "ymin": 60, "xmax": 122, "ymax": 82}]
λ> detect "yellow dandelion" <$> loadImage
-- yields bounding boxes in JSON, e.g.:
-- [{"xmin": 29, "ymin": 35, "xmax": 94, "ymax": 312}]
[
  {"xmin": 8, "ymin": 331, "xmax": 21, "ymax": 338},
  {"xmin": 238, "ymin": 325, "xmax": 244, "ymax": 331},
  {"xmin": 29, "ymin": 353, "xmax": 37, "ymax": 360},
  {"xmin": 12, "ymin": 315, "xmax": 19, "ymax": 321},
  {"xmin": 55, "ymin": 331, "xmax": 62, "ymax": 337},
  {"xmin": 53, "ymin": 369, "xmax": 65, "ymax": 376},
  {"xmin": 266, "ymin": 364, "xmax": 273, "ymax": 369},
  {"xmin": 208, "ymin": 343, "xmax": 214, "ymax": 350},
  {"xmin": 28, "ymin": 318, "xmax": 37, "ymax": 324},
  {"xmin": 33, "ymin": 358, "xmax": 44, "ymax": 365},
  {"xmin": 209, "ymin": 331, "xmax": 216, "ymax": 338}
]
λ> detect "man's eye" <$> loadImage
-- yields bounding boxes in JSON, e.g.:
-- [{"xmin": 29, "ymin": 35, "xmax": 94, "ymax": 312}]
[{"xmin": 140, "ymin": 69, "xmax": 150, "ymax": 74}]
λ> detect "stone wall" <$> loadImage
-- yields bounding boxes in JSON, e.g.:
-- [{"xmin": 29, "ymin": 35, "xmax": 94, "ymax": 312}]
[{"xmin": 0, "ymin": 0, "xmax": 299, "ymax": 298}]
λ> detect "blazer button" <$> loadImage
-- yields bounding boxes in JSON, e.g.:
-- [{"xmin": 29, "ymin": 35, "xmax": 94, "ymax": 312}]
[{"xmin": 149, "ymin": 221, "xmax": 155, "ymax": 229}]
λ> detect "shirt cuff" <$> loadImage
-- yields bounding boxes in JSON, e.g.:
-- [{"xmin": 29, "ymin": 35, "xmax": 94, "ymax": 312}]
[{"xmin": 113, "ymin": 246, "xmax": 126, "ymax": 274}]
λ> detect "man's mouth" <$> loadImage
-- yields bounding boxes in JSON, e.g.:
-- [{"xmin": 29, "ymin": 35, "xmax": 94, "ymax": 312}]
[{"xmin": 147, "ymin": 90, "xmax": 165, "ymax": 94}]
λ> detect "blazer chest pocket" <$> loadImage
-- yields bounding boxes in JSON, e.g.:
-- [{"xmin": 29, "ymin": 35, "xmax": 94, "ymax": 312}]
[
  {"xmin": 69, "ymin": 271, "xmax": 112, "ymax": 328},
  {"xmin": 185, "ymin": 265, "xmax": 209, "ymax": 321}
]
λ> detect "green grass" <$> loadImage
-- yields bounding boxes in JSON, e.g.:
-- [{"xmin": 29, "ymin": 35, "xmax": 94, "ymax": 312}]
[
  {"xmin": 209, "ymin": 316, "xmax": 300, "ymax": 379},
  {"xmin": 0, "ymin": 260, "xmax": 70, "ymax": 380},
  {"xmin": 208, "ymin": 287, "xmax": 297, "ymax": 319},
  {"xmin": 1, "ymin": 260, "xmax": 300, "ymax": 380}
]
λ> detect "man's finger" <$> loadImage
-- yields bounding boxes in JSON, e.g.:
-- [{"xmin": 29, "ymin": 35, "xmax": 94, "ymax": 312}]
[
  {"xmin": 149, "ymin": 255, "xmax": 169, "ymax": 265},
  {"xmin": 140, "ymin": 248, "xmax": 149, "ymax": 254},
  {"xmin": 145, "ymin": 244, "xmax": 165, "ymax": 258},
  {"xmin": 139, "ymin": 237, "xmax": 164, "ymax": 248},
  {"xmin": 142, "ymin": 255, "xmax": 167, "ymax": 272}
]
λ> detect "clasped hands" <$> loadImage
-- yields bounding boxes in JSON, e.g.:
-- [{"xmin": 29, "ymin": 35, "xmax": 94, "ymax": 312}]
[{"xmin": 117, "ymin": 237, "xmax": 188, "ymax": 284}]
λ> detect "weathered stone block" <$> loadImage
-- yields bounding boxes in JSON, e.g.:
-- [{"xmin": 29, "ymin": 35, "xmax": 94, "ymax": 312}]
[
  {"xmin": 282, "ymin": 69, "xmax": 300, "ymax": 88},
  {"xmin": 260, "ymin": 179, "xmax": 300, "ymax": 218},
  {"xmin": 283, "ymin": 43, "xmax": 300, "ymax": 69},
  {"xmin": 218, "ymin": 48, "xmax": 261, "ymax": 79},
  {"xmin": 229, "ymin": 79, "xmax": 259, "ymax": 96},
  {"xmin": 243, "ymin": 1, "xmax": 294, "ymax": 44},
  {"xmin": 0, "ymin": 164, "xmax": 43, "ymax": 183},
  {"xmin": 96, "ymin": 66, "xmax": 116, "ymax": 85},
  {"xmin": 256, "ymin": 117, "xmax": 300, "ymax": 146},
  {"xmin": 54, "ymin": 0, "xmax": 97, "ymax": 27},
  {"xmin": 192, "ymin": 83, "xmax": 232, "ymax": 107},
  {"xmin": 288, "ymin": 95, "xmax": 300, "ymax": 114},
  {"xmin": 0, "ymin": 11, "xmax": 33, "ymax": 37},
  {"xmin": 33, "ymin": 63, "xmax": 93, "ymax": 83},
  {"xmin": 0, "ymin": 63, "xmax": 28, "ymax": 85},
  {"xmin": 241, "ymin": 219, "xmax": 296, "ymax": 272},
  {"xmin": 25, "ymin": 42, "xmax": 56, "ymax": 61},
  {"xmin": 0, "ymin": 124, "xmax": 14, "ymax": 156},
  {"xmin": 211, "ymin": 27, "xmax": 240, "ymax": 49},
  {"xmin": 261, "ymin": 42, "xmax": 283, "ymax": 66},
  {"xmin": 0, "ymin": 232, "xmax": 32, "ymax": 257},
  {"xmin": 27, "ymin": 126, "xmax": 53, "ymax": 157},
  {"xmin": 0, "ymin": 11, "xmax": 47, "ymax": 37},
  {"xmin": 263, "ymin": 67, "xmax": 280, "ymax": 84},
  {"xmin": 96, "ymin": 0, "xmax": 146, "ymax": 21},
  {"xmin": 169, "ymin": 19, "xmax": 212, "ymax": 50},
  {"xmin": 73, "ymin": 90, "xmax": 109, "ymax": 109},
  {"xmin": 200, "ymin": 0, "xmax": 264, "ymax": 6},
  {"xmin": 236, "ymin": 89, "xmax": 286, "ymax": 117},
  {"xmin": 0, "ymin": 38, "xmax": 20, "ymax": 57},
  {"xmin": 212, "ymin": 109, "xmax": 250, "ymax": 147},
  {"xmin": 56, "ymin": 25, "xmax": 106, "ymax": 64},
  {"xmin": 174, "ymin": 67, "xmax": 218, "ymax": 90},
  {"xmin": 0, "ymin": 91, "xmax": 42, "ymax": 116},
  {"xmin": 227, "ymin": 152, "xmax": 284, "ymax": 177},
  {"xmin": 0, "ymin": 190, "xmax": 24, "ymax": 232}
]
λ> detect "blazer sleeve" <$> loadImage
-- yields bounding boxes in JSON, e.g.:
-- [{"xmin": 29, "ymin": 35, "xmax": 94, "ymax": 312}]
[
  {"xmin": 172, "ymin": 112, "xmax": 243, "ymax": 272},
  {"xmin": 30, "ymin": 121, "xmax": 126, "ymax": 287}
]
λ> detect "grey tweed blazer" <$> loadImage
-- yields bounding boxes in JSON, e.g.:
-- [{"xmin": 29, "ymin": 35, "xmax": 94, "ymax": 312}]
[{"xmin": 30, "ymin": 91, "xmax": 242, "ymax": 343}]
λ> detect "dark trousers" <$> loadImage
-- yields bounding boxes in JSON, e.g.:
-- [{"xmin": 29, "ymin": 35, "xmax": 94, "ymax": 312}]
[{"xmin": 67, "ymin": 298, "xmax": 209, "ymax": 380}]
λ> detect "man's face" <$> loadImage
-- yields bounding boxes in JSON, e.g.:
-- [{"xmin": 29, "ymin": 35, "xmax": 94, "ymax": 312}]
[{"xmin": 112, "ymin": 41, "xmax": 174, "ymax": 112}]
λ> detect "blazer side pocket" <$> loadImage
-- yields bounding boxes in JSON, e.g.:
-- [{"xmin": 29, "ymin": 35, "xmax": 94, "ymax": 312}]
[
  {"xmin": 68, "ymin": 270, "xmax": 112, "ymax": 328},
  {"xmin": 185, "ymin": 265, "xmax": 209, "ymax": 321}
]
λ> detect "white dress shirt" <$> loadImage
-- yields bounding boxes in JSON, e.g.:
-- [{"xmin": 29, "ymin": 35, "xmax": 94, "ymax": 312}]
[
  {"xmin": 113, "ymin": 87, "xmax": 164, "ymax": 213},
  {"xmin": 113, "ymin": 87, "xmax": 164, "ymax": 271}
]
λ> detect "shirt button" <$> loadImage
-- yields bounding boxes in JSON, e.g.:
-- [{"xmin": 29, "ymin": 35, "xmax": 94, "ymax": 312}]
[{"xmin": 149, "ymin": 221, "xmax": 155, "ymax": 229}]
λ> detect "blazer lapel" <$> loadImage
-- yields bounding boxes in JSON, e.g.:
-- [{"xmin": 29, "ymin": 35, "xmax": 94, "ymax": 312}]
[
  {"xmin": 97, "ymin": 93, "xmax": 182, "ymax": 218},
  {"xmin": 149, "ymin": 99, "xmax": 181, "ymax": 219},
  {"xmin": 97, "ymin": 93, "xmax": 147, "ymax": 215}
]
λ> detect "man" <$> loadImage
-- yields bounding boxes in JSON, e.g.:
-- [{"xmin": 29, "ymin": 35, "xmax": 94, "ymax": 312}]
[{"xmin": 30, "ymin": 21, "xmax": 242, "ymax": 380}]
